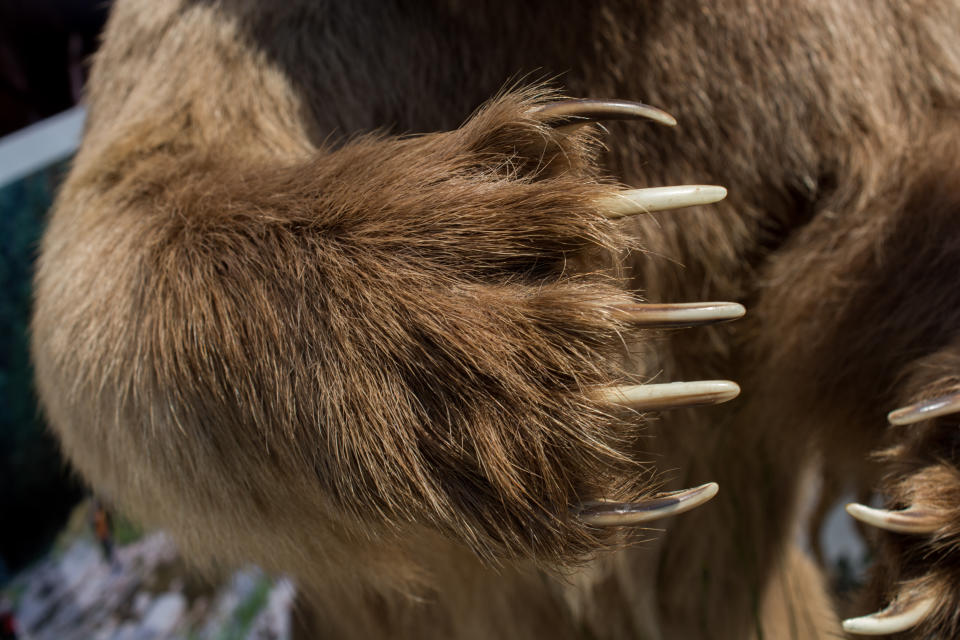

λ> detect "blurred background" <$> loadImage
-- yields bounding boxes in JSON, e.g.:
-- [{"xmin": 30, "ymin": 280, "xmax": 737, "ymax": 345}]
[
  {"xmin": 0, "ymin": 0, "xmax": 105, "ymax": 137},
  {"xmin": 0, "ymin": 0, "xmax": 106, "ymax": 579}
]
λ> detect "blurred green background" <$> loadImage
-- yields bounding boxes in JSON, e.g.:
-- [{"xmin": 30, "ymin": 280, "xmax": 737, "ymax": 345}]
[
  {"xmin": 0, "ymin": 160, "xmax": 84, "ymax": 582},
  {"xmin": 1, "ymin": 0, "xmax": 109, "ymax": 584}
]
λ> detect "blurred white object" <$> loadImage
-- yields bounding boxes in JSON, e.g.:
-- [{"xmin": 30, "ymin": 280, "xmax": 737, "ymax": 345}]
[{"xmin": 0, "ymin": 107, "xmax": 86, "ymax": 188}]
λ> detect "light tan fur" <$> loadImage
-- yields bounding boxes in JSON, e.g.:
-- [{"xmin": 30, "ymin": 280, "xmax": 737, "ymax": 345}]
[{"xmin": 31, "ymin": 1, "xmax": 960, "ymax": 638}]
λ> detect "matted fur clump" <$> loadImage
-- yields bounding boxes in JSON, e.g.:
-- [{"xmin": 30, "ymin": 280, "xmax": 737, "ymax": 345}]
[{"xmin": 30, "ymin": 0, "xmax": 960, "ymax": 638}]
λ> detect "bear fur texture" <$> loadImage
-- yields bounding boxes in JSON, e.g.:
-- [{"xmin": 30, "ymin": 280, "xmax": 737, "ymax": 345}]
[{"xmin": 31, "ymin": 1, "xmax": 960, "ymax": 638}]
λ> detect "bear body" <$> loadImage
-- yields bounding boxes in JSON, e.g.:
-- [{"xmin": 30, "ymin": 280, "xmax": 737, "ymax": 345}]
[{"xmin": 31, "ymin": 1, "xmax": 960, "ymax": 637}]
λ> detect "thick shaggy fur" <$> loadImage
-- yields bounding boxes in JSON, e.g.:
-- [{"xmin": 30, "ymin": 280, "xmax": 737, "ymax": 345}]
[{"xmin": 30, "ymin": 1, "xmax": 960, "ymax": 638}]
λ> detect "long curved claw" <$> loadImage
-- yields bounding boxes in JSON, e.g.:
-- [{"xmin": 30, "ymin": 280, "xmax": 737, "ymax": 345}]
[
  {"xmin": 846, "ymin": 503, "xmax": 940, "ymax": 534},
  {"xmin": 598, "ymin": 186, "xmax": 728, "ymax": 218},
  {"xmin": 578, "ymin": 483, "xmax": 719, "ymax": 526},
  {"xmin": 598, "ymin": 381, "xmax": 740, "ymax": 411},
  {"xmin": 604, "ymin": 301, "xmax": 746, "ymax": 328},
  {"xmin": 534, "ymin": 98, "xmax": 677, "ymax": 129},
  {"xmin": 888, "ymin": 391, "xmax": 960, "ymax": 425},
  {"xmin": 842, "ymin": 593, "xmax": 935, "ymax": 635}
]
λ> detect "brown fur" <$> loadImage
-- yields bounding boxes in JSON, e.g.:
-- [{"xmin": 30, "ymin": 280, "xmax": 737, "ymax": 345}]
[{"xmin": 29, "ymin": 1, "xmax": 960, "ymax": 638}]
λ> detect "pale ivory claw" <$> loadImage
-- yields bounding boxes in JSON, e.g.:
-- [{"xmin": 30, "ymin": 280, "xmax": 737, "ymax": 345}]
[
  {"xmin": 842, "ymin": 593, "xmax": 935, "ymax": 635},
  {"xmin": 845, "ymin": 503, "xmax": 940, "ymax": 534},
  {"xmin": 604, "ymin": 301, "xmax": 746, "ymax": 328},
  {"xmin": 534, "ymin": 98, "xmax": 677, "ymax": 129},
  {"xmin": 888, "ymin": 391, "xmax": 960, "ymax": 425},
  {"xmin": 533, "ymin": 98, "xmax": 729, "ymax": 534},
  {"xmin": 579, "ymin": 483, "xmax": 719, "ymax": 526},
  {"xmin": 598, "ymin": 381, "xmax": 740, "ymax": 411},
  {"xmin": 599, "ymin": 186, "xmax": 728, "ymax": 219}
]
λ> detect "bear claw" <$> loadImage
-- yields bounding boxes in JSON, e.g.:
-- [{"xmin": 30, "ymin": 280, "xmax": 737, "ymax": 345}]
[
  {"xmin": 842, "ymin": 591, "xmax": 935, "ymax": 636},
  {"xmin": 533, "ymin": 97, "xmax": 678, "ymax": 129},
  {"xmin": 598, "ymin": 185, "xmax": 728, "ymax": 218},
  {"xmin": 578, "ymin": 482, "xmax": 720, "ymax": 526},
  {"xmin": 602, "ymin": 301, "xmax": 746, "ymax": 328},
  {"xmin": 845, "ymin": 503, "xmax": 941, "ymax": 535},
  {"xmin": 887, "ymin": 391, "xmax": 960, "ymax": 426},
  {"xmin": 598, "ymin": 381, "xmax": 741, "ymax": 411}
]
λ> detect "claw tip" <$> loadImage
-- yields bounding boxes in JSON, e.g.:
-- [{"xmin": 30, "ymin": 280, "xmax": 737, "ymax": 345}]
[{"xmin": 842, "ymin": 596, "xmax": 934, "ymax": 635}]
